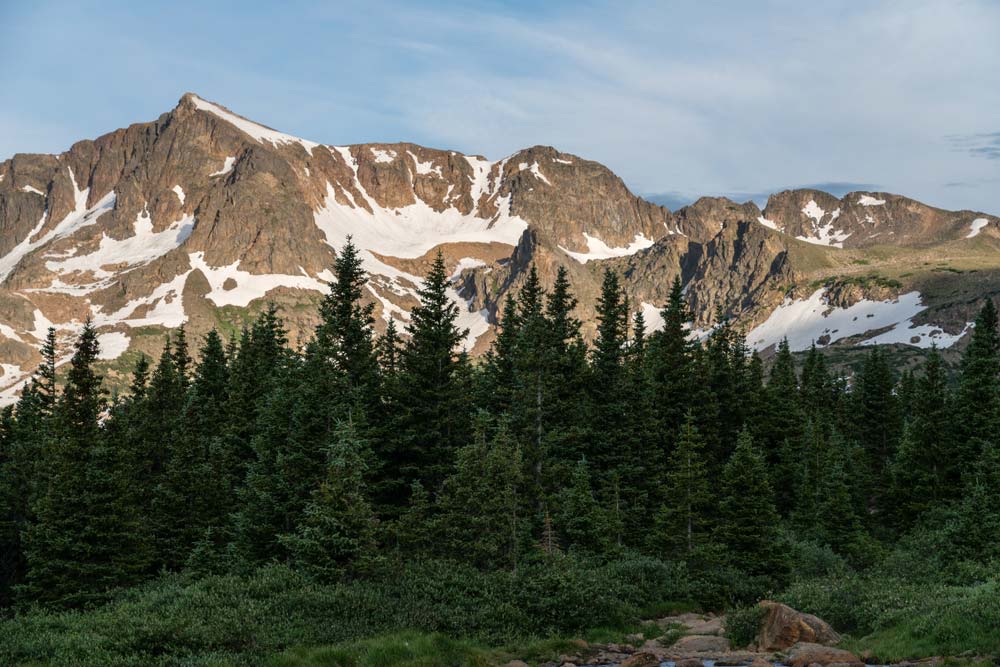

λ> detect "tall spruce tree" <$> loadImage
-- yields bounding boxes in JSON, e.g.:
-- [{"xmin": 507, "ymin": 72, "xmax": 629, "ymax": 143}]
[
  {"xmin": 436, "ymin": 418, "xmax": 526, "ymax": 570},
  {"xmin": 957, "ymin": 300, "xmax": 1000, "ymax": 464},
  {"xmin": 280, "ymin": 422, "xmax": 378, "ymax": 580},
  {"xmin": 588, "ymin": 269, "xmax": 629, "ymax": 475},
  {"xmin": 890, "ymin": 346, "xmax": 956, "ymax": 529},
  {"xmin": 716, "ymin": 430, "xmax": 785, "ymax": 577},
  {"xmin": 852, "ymin": 346, "xmax": 902, "ymax": 490},
  {"xmin": 21, "ymin": 320, "xmax": 148, "ymax": 606},
  {"xmin": 389, "ymin": 251, "xmax": 472, "ymax": 498},
  {"xmin": 651, "ymin": 412, "xmax": 711, "ymax": 556}
]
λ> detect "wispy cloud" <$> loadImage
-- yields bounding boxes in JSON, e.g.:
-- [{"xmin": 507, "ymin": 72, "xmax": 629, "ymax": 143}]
[
  {"xmin": 946, "ymin": 132, "xmax": 1000, "ymax": 160},
  {"xmin": 1, "ymin": 1, "xmax": 998, "ymax": 214}
]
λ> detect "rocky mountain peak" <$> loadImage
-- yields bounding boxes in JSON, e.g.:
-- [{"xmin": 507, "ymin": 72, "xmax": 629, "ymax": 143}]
[{"xmin": 1, "ymin": 94, "xmax": 998, "ymax": 403}]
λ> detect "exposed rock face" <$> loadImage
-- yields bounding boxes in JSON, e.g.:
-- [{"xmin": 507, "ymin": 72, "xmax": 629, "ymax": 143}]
[
  {"xmin": 671, "ymin": 634, "xmax": 731, "ymax": 653},
  {"xmin": 757, "ymin": 601, "xmax": 841, "ymax": 651},
  {"xmin": 761, "ymin": 189, "xmax": 996, "ymax": 248},
  {"xmin": 784, "ymin": 643, "xmax": 862, "ymax": 667},
  {"xmin": 620, "ymin": 652, "xmax": 661, "ymax": 667},
  {"xmin": 1, "ymin": 92, "xmax": 999, "ymax": 403}
]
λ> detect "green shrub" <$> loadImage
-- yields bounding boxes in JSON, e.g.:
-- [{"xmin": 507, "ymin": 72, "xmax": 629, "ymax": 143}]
[
  {"xmin": 0, "ymin": 556, "xmax": 693, "ymax": 665},
  {"xmin": 725, "ymin": 605, "xmax": 765, "ymax": 649}
]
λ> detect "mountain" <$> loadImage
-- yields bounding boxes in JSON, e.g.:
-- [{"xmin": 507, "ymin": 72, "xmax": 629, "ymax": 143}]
[{"xmin": 1, "ymin": 93, "xmax": 999, "ymax": 402}]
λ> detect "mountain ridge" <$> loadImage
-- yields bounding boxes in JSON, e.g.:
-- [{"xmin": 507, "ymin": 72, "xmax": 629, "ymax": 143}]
[{"xmin": 1, "ymin": 92, "xmax": 998, "ymax": 403}]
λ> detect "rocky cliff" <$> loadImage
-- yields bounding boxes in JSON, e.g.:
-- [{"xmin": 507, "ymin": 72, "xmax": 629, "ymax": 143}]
[{"xmin": 2, "ymin": 93, "xmax": 999, "ymax": 402}]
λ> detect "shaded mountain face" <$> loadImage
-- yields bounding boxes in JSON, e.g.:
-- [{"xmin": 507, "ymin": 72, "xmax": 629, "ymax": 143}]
[{"xmin": 1, "ymin": 93, "xmax": 999, "ymax": 402}]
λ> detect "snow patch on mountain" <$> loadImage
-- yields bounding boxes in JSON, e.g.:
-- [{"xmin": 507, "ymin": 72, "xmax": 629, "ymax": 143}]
[
  {"xmin": 96, "ymin": 332, "xmax": 131, "ymax": 360},
  {"xmin": 0, "ymin": 169, "xmax": 115, "ymax": 281},
  {"xmin": 0, "ymin": 323, "xmax": 22, "ymax": 343},
  {"xmin": 91, "ymin": 271, "xmax": 191, "ymax": 329},
  {"xmin": 640, "ymin": 302, "xmax": 666, "ymax": 332},
  {"xmin": 21, "ymin": 185, "xmax": 44, "ymax": 196},
  {"xmin": 371, "ymin": 148, "xmax": 396, "ymax": 163},
  {"xmin": 802, "ymin": 200, "xmax": 825, "ymax": 223},
  {"xmin": 747, "ymin": 289, "xmax": 952, "ymax": 351},
  {"xmin": 858, "ymin": 194, "xmax": 886, "ymax": 206},
  {"xmin": 862, "ymin": 319, "xmax": 972, "ymax": 348},
  {"xmin": 172, "ymin": 185, "xmax": 185, "ymax": 204},
  {"xmin": 559, "ymin": 233, "xmax": 655, "ymax": 263},
  {"xmin": 313, "ymin": 181, "xmax": 527, "ymax": 259},
  {"xmin": 188, "ymin": 252, "xmax": 332, "ymax": 308},
  {"xmin": 45, "ymin": 208, "xmax": 194, "ymax": 283},
  {"xmin": 449, "ymin": 257, "xmax": 488, "ymax": 281},
  {"xmin": 794, "ymin": 200, "xmax": 851, "ymax": 247},
  {"xmin": 409, "ymin": 151, "xmax": 442, "ymax": 176},
  {"xmin": 967, "ymin": 218, "xmax": 989, "ymax": 238},
  {"xmin": 0, "ymin": 364, "xmax": 30, "ymax": 406},
  {"xmin": 189, "ymin": 95, "xmax": 319, "ymax": 152},
  {"xmin": 757, "ymin": 215, "xmax": 779, "ymax": 231},
  {"xmin": 210, "ymin": 156, "xmax": 236, "ymax": 177}
]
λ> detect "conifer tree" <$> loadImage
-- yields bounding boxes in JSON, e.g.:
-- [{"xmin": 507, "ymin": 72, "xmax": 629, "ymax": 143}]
[
  {"xmin": 436, "ymin": 418, "xmax": 525, "ymax": 569},
  {"xmin": 653, "ymin": 413, "xmax": 711, "ymax": 556},
  {"xmin": 389, "ymin": 251, "xmax": 472, "ymax": 497},
  {"xmin": 35, "ymin": 327, "xmax": 59, "ymax": 412},
  {"xmin": 155, "ymin": 330, "xmax": 231, "ymax": 568},
  {"xmin": 852, "ymin": 346, "xmax": 902, "ymax": 487},
  {"xmin": 377, "ymin": 318, "xmax": 402, "ymax": 375},
  {"xmin": 890, "ymin": 346, "xmax": 956, "ymax": 528},
  {"xmin": 21, "ymin": 320, "xmax": 148, "ymax": 606},
  {"xmin": 539, "ymin": 265, "xmax": 590, "ymax": 468},
  {"xmin": 762, "ymin": 339, "xmax": 805, "ymax": 513},
  {"xmin": 587, "ymin": 269, "xmax": 629, "ymax": 474},
  {"xmin": 553, "ymin": 458, "xmax": 611, "ymax": 554},
  {"xmin": 222, "ymin": 307, "xmax": 290, "ymax": 489},
  {"xmin": 646, "ymin": 277, "xmax": 694, "ymax": 443},
  {"xmin": 956, "ymin": 299, "xmax": 1000, "ymax": 464},
  {"xmin": 392, "ymin": 480, "xmax": 434, "ymax": 558},
  {"xmin": 716, "ymin": 430, "xmax": 785, "ymax": 577},
  {"xmin": 280, "ymin": 422, "xmax": 378, "ymax": 579},
  {"xmin": 318, "ymin": 237, "xmax": 379, "ymax": 415}
]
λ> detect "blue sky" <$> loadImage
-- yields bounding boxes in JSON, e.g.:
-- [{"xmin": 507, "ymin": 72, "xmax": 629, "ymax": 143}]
[{"xmin": 2, "ymin": 1, "xmax": 999, "ymax": 213}]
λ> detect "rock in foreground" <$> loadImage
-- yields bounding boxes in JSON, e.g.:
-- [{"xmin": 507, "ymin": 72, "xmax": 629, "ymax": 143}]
[{"xmin": 757, "ymin": 600, "xmax": 841, "ymax": 650}]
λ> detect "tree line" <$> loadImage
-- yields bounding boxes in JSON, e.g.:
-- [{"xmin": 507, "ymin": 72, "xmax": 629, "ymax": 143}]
[{"xmin": 1, "ymin": 239, "xmax": 998, "ymax": 609}]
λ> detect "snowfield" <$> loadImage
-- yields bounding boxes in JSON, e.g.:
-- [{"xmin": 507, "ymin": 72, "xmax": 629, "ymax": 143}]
[
  {"xmin": 747, "ymin": 289, "xmax": 967, "ymax": 351},
  {"xmin": 559, "ymin": 233, "xmax": 655, "ymax": 263}
]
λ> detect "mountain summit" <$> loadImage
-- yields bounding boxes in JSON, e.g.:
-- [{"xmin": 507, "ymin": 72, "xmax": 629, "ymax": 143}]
[{"xmin": 1, "ymin": 94, "xmax": 998, "ymax": 402}]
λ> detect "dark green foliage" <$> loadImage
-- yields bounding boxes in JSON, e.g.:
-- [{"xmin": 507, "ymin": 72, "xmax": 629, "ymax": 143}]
[
  {"xmin": 435, "ymin": 418, "xmax": 526, "ymax": 569},
  {"xmin": 387, "ymin": 251, "xmax": 472, "ymax": 498},
  {"xmin": 553, "ymin": 458, "xmax": 611, "ymax": 555},
  {"xmin": 0, "ymin": 248, "xmax": 996, "ymax": 665},
  {"xmin": 725, "ymin": 604, "xmax": 766, "ymax": 648},
  {"xmin": 280, "ymin": 423, "xmax": 379, "ymax": 580},
  {"xmin": 716, "ymin": 430, "xmax": 786, "ymax": 578},
  {"xmin": 957, "ymin": 300, "xmax": 1000, "ymax": 464},
  {"xmin": 20, "ymin": 320, "xmax": 149, "ymax": 606},
  {"xmin": 651, "ymin": 413, "xmax": 711, "ymax": 557}
]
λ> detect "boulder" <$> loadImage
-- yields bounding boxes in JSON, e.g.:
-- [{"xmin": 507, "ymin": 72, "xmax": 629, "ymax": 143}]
[
  {"xmin": 785, "ymin": 642, "xmax": 863, "ymax": 667},
  {"xmin": 620, "ymin": 652, "xmax": 661, "ymax": 667},
  {"xmin": 750, "ymin": 659, "xmax": 773, "ymax": 667},
  {"xmin": 757, "ymin": 601, "xmax": 840, "ymax": 650},
  {"xmin": 671, "ymin": 634, "xmax": 731, "ymax": 652},
  {"xmin": 677, "ymin": 659, "xmax": 705, "ymax": 667},
  {"xmin": 686, "ymin": 617, "xmax": 724, "ymax": 636}
]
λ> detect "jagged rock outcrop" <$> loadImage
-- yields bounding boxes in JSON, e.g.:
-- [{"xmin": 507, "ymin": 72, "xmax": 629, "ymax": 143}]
[
  {"xmin": 1, "ymin": 92, "xmax": 999, "ymax": 402},
  {"xmin": 756, "ymin": 601, "xmax": 840, "ymax": 651}
]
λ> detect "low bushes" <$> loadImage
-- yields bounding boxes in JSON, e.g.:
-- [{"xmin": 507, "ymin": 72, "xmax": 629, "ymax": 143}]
[{"xmin": 0, "ymin": 554, "xmax": 691, "ymax": 665}]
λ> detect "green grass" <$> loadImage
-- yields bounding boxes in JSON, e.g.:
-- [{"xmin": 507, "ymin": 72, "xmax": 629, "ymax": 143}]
[
  {"xmin": 270, "ymin": 632, "xmax": 497, "ymax": 667},
  {"xmin": 781, "ymin": 575, "xmax": 1000, "ymax": 662},
  {"xmin": 0, "ymin": 558, "xmax": 689, "ymax": 666}
]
